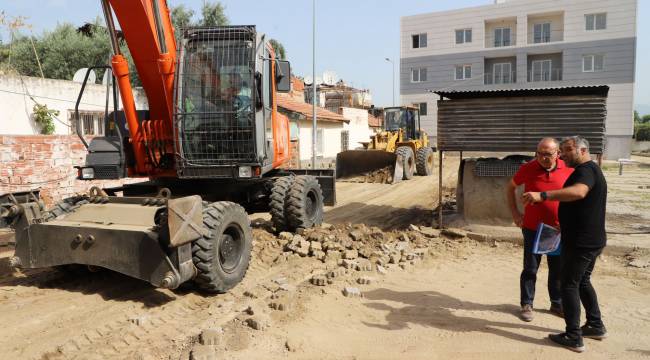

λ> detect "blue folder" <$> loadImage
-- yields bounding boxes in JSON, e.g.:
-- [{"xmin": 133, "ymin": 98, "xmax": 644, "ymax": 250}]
[{"xmin": 533, "ymin": 223, "xmax": 561, "ymax": 256}]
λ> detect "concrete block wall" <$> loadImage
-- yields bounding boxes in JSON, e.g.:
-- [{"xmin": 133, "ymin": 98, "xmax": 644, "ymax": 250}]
[{"xmin": 0, "ymin": 135, "xmax": 143, "ymax": 207}]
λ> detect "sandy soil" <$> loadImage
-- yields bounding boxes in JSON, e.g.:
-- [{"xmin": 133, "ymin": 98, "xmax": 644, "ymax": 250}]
[
  {"xmin": 0, "ymin": 154, "xmax": 648, "ymax": 360},
  {"xmin": 214, "ymin": 242, "xmax": 650, "ymax": 360}
]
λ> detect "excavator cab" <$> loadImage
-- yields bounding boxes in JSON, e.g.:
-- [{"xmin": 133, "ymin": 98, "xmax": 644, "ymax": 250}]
[{"xmin": 384, "ymin": 106, "xmax": 419, "ymax": 141}]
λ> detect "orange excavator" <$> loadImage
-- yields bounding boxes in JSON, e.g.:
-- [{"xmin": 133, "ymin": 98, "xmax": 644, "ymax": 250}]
[{"xmin": 1, "ymin": 0, "xmax": 335, "ymax": 293}]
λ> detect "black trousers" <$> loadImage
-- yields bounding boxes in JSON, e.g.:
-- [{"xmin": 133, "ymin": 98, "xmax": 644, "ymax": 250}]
[
  {"xmin": 561, "ymin": 245, "xmax": 605, "ymax": 339},
  {"xmin": 520, "ymin": 228, "xmax": 562, "ymax": 306}
]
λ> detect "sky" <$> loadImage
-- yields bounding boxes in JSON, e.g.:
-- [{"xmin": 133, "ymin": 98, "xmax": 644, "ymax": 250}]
[{"xmin": 1, "ymin": 0, "xmax": 648, "ymax": 111}]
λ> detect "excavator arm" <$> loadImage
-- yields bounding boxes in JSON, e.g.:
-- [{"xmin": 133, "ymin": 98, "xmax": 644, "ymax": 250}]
[{"xmin": 102, "ymin": 0, "xmax": 177, "ymax": 176}]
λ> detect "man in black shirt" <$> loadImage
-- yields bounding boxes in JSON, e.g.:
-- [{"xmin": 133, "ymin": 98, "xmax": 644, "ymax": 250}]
[{"xmin": 522, "ymin": 135, "xmax": 607, "ymax": 353}]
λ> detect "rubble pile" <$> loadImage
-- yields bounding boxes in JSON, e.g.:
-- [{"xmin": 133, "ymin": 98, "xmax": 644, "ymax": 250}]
[{"xmin": 275, "ymin": 223, "xmax": 441, "ymax": 272}]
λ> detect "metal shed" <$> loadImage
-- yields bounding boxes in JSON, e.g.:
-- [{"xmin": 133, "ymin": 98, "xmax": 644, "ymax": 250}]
[{"xmin": 432, "ymin": 85, "xmax": 609, "ymax": 227}]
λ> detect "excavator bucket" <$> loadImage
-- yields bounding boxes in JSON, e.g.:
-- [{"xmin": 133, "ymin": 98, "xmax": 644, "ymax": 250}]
[{"xmin": 336, "ymin": 150, "xmax": 403, "ymax": 184}]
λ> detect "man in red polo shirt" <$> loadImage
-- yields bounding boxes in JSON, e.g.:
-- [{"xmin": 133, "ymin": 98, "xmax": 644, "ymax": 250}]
[{"xmin": 506, "ymin": 137, "xmax": 573, "ymax": 322}]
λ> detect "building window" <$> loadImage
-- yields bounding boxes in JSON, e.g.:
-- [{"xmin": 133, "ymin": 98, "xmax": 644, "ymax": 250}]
[
  {"xmin": 411, "ymin": 68, "xmax": 427, "ymax": 83},
  {"xmin": 418, "ymin": 102, "xmax": 427, "ymax": 116},
  {"xmin": 583, "ymin": 54, "xmax": 604, "ymax": 72},
  {"xmin": 341, "ymin": 130, "xmax": 349, "ymax": 151},
  {"xmin": 494, "ymin": 27, "xmax": 511, "ymax": 47},
  {"xmin": 533, "ymin": 23, "xmax": 551, "ymax": 43},
  {"xmin": 531, "ymin": 60, "xmax": 552, "ymax": 81},
  {"xmin": 412, "ymin": 33, "xmax": 427, "ymax": 48},
  {"xmin": 454, "ymin": 65, "xmax": 472, "ymax": 80},
  {"xmin": 585, "ymin": 13, "xmax": 606, "ymax": 31},
  {"xmin": 455, "ymin": 29, "xmax": 472, "ymax": 44},
  {"xmin": 69, "ymin": 110, "xmax": 105, "ymax": 136},
  {"xmin": 493, "ymin": 63, "xmax": 513, "ymax": 84}
]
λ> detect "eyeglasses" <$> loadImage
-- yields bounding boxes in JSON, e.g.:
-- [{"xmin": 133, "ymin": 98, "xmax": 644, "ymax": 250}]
[{"xmin": 536, "ymin": 151, "xmax": 557, "ymax": 158}]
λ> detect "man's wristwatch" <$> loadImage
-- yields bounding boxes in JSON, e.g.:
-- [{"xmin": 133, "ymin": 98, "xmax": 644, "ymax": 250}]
[{"xmin": 540, "ymin": 191, "xmax": 548, "ymax": 201}]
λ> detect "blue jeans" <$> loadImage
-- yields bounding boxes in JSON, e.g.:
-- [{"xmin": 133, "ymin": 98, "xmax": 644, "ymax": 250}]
[{"xmin": 520, "ymin": 228, "xmax": 562, "ymax": 307}]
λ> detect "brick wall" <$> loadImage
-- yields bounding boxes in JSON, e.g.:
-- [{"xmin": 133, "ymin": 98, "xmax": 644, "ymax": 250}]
[{"xmin": 0, "ymin": 135, "xmax": 143, "ymax": 207}]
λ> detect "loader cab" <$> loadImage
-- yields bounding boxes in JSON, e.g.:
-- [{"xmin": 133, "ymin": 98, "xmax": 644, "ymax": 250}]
[{"xmin": 383, "ymin": 106, "xmax": 420, "ymax": 141}]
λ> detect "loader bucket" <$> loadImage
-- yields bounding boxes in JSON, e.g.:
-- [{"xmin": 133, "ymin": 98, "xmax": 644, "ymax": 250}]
[{"xmin": 336, "ymin": 150, "xmax": 403, "ymax": 184}]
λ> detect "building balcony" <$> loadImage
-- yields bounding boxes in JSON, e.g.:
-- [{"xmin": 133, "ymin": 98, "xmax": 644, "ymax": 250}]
[
  {"xmin": 527, "ymin": 68, "xmax": 563, "ymax": 82},
  {"xmin": 484, "ymin": 72, "xmax": 517, "ymax": 85},
  {"xmin": 527, "ymin": 11, "xmax": 565, "ymax": 45},
  {"xmin": 484, "ymin": 17, "xmax": 517, "ymax": 48}
]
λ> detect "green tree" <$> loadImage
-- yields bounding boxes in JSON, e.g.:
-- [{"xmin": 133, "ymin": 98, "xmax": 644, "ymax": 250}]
[
  {"xmin": 269, "ymin": 39, "xmax": 286, "ymax": 60},
  {"xmin": 634, "ymin": 110, "xmax": 641, "ymax": 123},
  {"xmin": 170, "ymin": 4, "xmax": 194, "ymax": 42},
  {"xmin": 642, "ymin": 114, "xmax": 650, "ymax": 124},
  {"xmin": 200, "ymin": 1, "xmax": 229, "ymax": 26}
]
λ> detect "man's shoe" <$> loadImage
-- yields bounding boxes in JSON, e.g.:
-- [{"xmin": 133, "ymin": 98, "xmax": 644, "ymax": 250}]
[
  {"xmin": 549, "ymin": 333, "xmax": 585, "ymax": 353},
  {"xmin": 520, "ymin": 304, "xmax": 533, "ymax": 322},
  {"xmin": 549, "ymin": 303, "xmax": 564, "ymax": 318},
  {"xmin": 581, "ymin": 324, "xmax": 608, "ymax": 340}
]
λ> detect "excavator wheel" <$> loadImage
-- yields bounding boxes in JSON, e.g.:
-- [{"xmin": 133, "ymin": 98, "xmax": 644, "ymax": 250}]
[
  {"xmin": 286, "ymin": 175, "xmax": 324, "ymax": 230},
  {"xmin": 269, "ymin": 176, "xmax": 294, "ymax": 232},
  {"xmin": 396, "ymin": 146, "xmax": 415, "ymax": 180},
  {"xmin": 192, "ymin": 201, "xmax": 252, "ymax": 293},
  {"xmin": 416, "ymin": 147, "xmax": 435, "ymax": 176}
]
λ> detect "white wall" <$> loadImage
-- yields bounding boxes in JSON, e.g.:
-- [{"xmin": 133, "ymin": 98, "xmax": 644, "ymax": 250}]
[
  {"xmin": 297, "ymin": 120, "xmax": 344, "ymax": 161},
  {"xmin": 340, "ymin": 107, "xmax": 372, "ymax": 150},
  {"xmin": 0, "ymin": 75, "xmax": 148, "ymax": 135},
  {"xmin": 401, "ymin": 0, "xmax": 637, "ymax": 58}
]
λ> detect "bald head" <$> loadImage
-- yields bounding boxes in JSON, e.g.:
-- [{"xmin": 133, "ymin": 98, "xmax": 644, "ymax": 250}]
[
  {"xmin": 535, "ymin": 137, "xmax": 559, "ymax": 169},
  {"xmin": 537, "ymin": 137, "xmax": 559, "ymax": 151}
]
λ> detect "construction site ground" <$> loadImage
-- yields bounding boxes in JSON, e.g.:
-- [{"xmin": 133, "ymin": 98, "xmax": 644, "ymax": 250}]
[{"xmin": 0, "ymin": 155, "xmax": 649, "ymax": 360}]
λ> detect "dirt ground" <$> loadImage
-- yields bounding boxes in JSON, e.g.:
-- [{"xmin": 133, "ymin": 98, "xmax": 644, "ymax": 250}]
[{"xmin": 0, "ymin": 155, "xmax": 649, "ymax": 360}]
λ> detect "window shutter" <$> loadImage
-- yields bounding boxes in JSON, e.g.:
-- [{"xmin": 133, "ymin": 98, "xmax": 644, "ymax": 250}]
[
  {"xmin": 583, "ymin": 56, "xmax": 593, "ymax": 72},
  {"xmin": 465, "ymin": 29, "xmax": 472, "ymax": 43},
  {"xmin": 455, "ymin": 66, "xmax": 463, "ymax": 80},
  {"xmin": 412, "ymin": 69, "xmax": 419, "ymax": 82},
  {"xmin": 586, "ymin": 14, "xmax": 595, "ymax": 30},
  {"xmin": 596, "ymin": 13, "xmax": 606, "ymax": 30},
  {"xmin": 594, "ymin": 55, "xmax": 604, "ymax": 71},
  {"xmin": 464, "ymin": 66, "xmax": 471, "ymax": 79},
  {"xmin": 420, "ymin": 68, "xmax": 427, "ymax": 82},
  {"xmin": 456, "ymin": 30, "xmax": 463, "ymax": 44},
  {"xmin": 534, "ymin": 24, "xmax": 542, "ymax": 43},
  {"xmin": 420, "ymin": 33, "xmax": 427, "ymax": 48}
]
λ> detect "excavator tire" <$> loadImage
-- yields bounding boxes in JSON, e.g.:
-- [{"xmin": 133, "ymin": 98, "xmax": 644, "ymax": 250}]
[
  {"xmin": 269, "ymin": 176, "xmax": 294, "ymax": 232},
  {"xmin": 416, "ymin": 147, "xmax": 434, "ymax": 176},
  {"xmin": 286, "ymin": 175, "xmax": 324, "ymax": 230},
  {"xmin": 192, "ymin": 201, "xmax": 252, "ymax": 293},
  {"xmin": 396, "ymin": 146, "xmax": 415, "ymax": 180}
]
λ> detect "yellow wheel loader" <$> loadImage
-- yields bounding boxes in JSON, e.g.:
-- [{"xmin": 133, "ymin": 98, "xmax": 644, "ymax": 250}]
[{"xmin": 336, "ymin": 106, "xmax": 434, "ymax": 183}]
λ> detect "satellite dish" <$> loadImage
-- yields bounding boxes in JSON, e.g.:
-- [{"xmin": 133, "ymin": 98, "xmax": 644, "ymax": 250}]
[
  {"xmin": 322, "ymin": 71, "xmax": 338, "ymax": 86},
  {"xmin": 73, "ymin": 68, "xmax": 96, "ymax": 84},
  {"xmin": 304, "ymin": 76, "xmax": 313, "ymax": 85}
]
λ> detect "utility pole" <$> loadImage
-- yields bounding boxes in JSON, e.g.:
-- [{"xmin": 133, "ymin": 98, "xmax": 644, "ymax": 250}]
[
  {"xmin": 312, "ymin": 0, "xmax": 317, "ymax": 169},
  {"xmin": 385, "ymin": 58, "xmax": 395, "ymax": 106}
]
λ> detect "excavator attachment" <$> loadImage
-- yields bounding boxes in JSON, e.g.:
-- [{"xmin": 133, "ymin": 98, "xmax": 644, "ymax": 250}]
[{"xmin": 336, "ymin": 150, "xmax": 403, "ymax": 184}]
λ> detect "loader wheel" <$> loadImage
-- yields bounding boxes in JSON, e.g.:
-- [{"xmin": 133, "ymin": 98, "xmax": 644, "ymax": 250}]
[
  {"xmin": 192, "ymin": 201, "xmax": 252, "ymax": 293},
  {"xmin": 416, "ymin": 147, "xmax": 434, "ymax": 176},
  {"xmin": 396, "ymin": 146, "xmax": 415, "ymax": 180},
  {"xmin": 269, "ymin": 176, "xmax": 294, "ymax": 232},
  {"xmin": 286, "ymin": 175, "xmax": 324, "ymax": 230}
]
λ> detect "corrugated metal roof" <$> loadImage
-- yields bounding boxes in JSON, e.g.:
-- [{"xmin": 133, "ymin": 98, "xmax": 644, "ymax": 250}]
[
  {"xmin": 433, "ymin": 85, "xmax": 609, "ymax": 99},
  {"xmin": 277, "ymin": 94, "xmax": 349, "ymax": 123},
  {"xmin": 436, "ymin": 92, "xmax": 607, "ymax": 153}
]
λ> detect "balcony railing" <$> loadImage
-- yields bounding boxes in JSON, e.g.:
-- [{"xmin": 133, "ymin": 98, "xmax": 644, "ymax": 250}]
[
  {"xmin": 527, "ymin": 68, "xmax": 563, "ymax": 82},
  {"xmin": 484, "ymin": 72, "xmax": 517, "ymax": 85}
]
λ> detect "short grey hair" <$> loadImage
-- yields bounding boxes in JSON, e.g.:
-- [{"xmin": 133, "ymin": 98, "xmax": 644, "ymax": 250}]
[{"xmin": 561, "ymin": 135, "xmax": 590, "ymax": 152}]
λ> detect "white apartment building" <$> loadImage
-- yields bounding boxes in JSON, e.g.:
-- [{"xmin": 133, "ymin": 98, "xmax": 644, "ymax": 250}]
[{"xmin": 400, "ymin": 0, "xmax": 637, "ymax": 159}]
